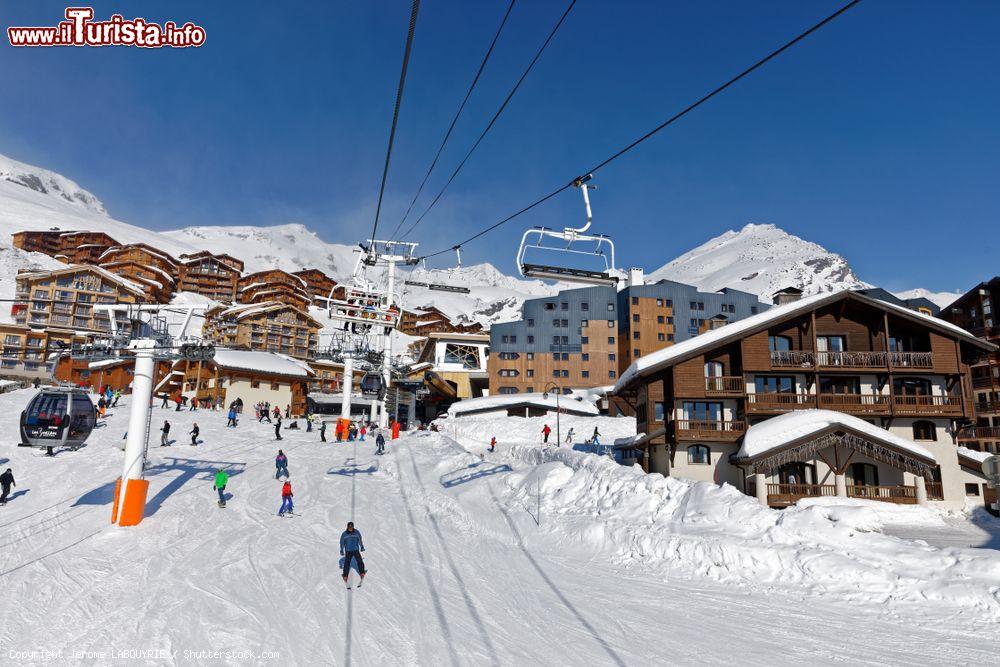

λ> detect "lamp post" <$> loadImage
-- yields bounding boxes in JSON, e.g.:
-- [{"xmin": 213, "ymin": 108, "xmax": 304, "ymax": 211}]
[{"xmin": 540, "ymin": 383, "xmax": 562, "ymax": 526}]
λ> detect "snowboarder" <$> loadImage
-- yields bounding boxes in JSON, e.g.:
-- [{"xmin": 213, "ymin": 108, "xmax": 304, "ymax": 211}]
[
  {"xmin": 340, "ymin": 521, "xmax": 366, "ymax": 587},
  {"xmin": 591, "ymin": 426, "xmax": 601, "ymax": 447},
  {"xmin": 160, "ymin": 420, "xmax": 171, "ymax": 446},
  {"xmin": 542, "ymin": 424, "xmax": 551, "ymax": 444},
  {"xmin": 175, "ymin": 395, "xmax": 182, "ymax": 412},
  {"xmin": 320, "ymin": 420, "xmax": 327, "ymax": 443},
  {"xmin": 227, "ymin": 406, "xmax": 238, "ymax": 428},
  {"xmin": 279, "ymin": 479, "xmax": 294, "ymax": 516},
  {"xmin": 260, "ymin": 405, "xmax": 271, "ymax": 423},
  {"xmin": 275, "ymin": 415, "xmax": 283, "ymax": 441},
  {"xmin": 565, "ymin": 428, "xmax": 575, "ymax": 445},
  {"xmin": 190, "ymin": 422, "xmax": 199, "ymax": 446},
  {"xmin": 489, "ymin": 436, "xmax": 496, "ymax": 453},
  {"xmin": 213, "ymin": 469, "xmax": 228, "ymax": 507},
  {"xmin": 275, "ymin": 450, "xmax": 289, "ymax": 479},
  {"xmin": 0, "ymin": 468, "xmax": 15, "ymax": 505},
  {"xmin": 375, "ymin": 431, "xmax": 385, "ymax": 455}
]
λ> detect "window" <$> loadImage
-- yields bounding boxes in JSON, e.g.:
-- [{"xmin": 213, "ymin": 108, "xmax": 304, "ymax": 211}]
[
  {"xmin": 510, "ymin": 336, "xmax": 517, "ymax": 344},
  {"xmin": 608, "ymin": 353, "xmax": 616, "ymax": 361},
  {"xmin": 608, "ymin": 321, "xmax": 615, "ymax": 328},
  {"xmin": 683, "ymin": 401, "xmax": 723, "ymax": 420},
  {"xmin": 768, "ymin": 335, "xmax": 792, "ymax": 352},
  {"xmin": 632, "ymin": 314, "xmax": 640, "ymax": 323},
  {"xmin": 561, "ymin": 370, "xmax": 569, "ymax": 378},
  {"xmin": 582, "ymin": 370, "xmax": 589, "ymax": 378},
  {"xmin": 755, "ymin": 376, "xmax": 796, "ymax": 393},
  {"xmin": 704, "ymin": 361, "xmax": 724, "ymax": 377},
  {"xmin": 553, "ymin": 370, "xmax": 560, "ymax": 378},
  {"xmin": 633, "ymin": 331, "xmax": 640, "ymax": 340},
  {"xmin": 581, "ymin": 319, "xmax": 589, "ymax": 327},
  {"xmin": 657, "ymin": 315, "xmax": 664, "ymax": 324},
  {"xmin": 552, "ymin": 353, "xmax": 560, "ymax": 361},
  {"xmin": 657, "ymin": 333, "xmax": 665, "ymax": 341},
  {"xmin": 966, "ymin": 483, "xmax": 981, "ymax": 497},
  {"xmin": 498, "ymin": 387, "xmax": 519, "ymax": 395},
  {"xmin": 561, "ymin": 336, "xmax": 569, "ymax": 345},
  {"xmin": 894, "ymin": 377, "xmax": 932, "ymax": 396},
  {"xmin": 631, "ymin": 296, "xmax": 639, "ymax": 305},
  {"xmin": 816, "ymin": 336, "xmax": 845, "ymax": 364},
  {"xmin": 690, "ymin": 319, "xmax": 699, "ymax": 328},
  {"xmin": 561, "ymin": 319, "xmax": 569, "ymax": 327},
  {"xmin": 751, "ymin": 306, "xmax": 759, "ymax": 314},
  {"xmin": 690, "ymin": 301, "xmax": 705, "ymax": 311},
  {"xmin": 561, "ymin": 302, "xmax": 569, "ymax": 311},
  {"xmin": 553, "ymin": 336, "xmax": 561, "ymax": 344},
  {"xmin": 656, "ymin": 298, "xmax": 663, "ymax": 307},
  {"xmin": 527, "ymin": 336, "xmax": 534, "ymax": 344},
  {"xmin": 633, "ymin": 349, "xmax": 641, "ymax": 357},
  {"xmin": 498, "ymin": 369, "xmax": 519, "ymax": 377},
  {"xmin": 847, "ymin": 463, "xmax": 879, "ymax": 487},
  {"xmin": 608, "ymin": 337, "xmax": 615, "ymax": 344},
  {"xmin": 501, "ymin": 335, "xmax": 510, "ymax": 344},
  {"xmin": 527, "ymin": 318, "xmax": 534, "ymax": 327},
  {"xmin": 527, "ymin": 352, "xmax": 534, "ymax": 360},
  {"xmin": 654, "ymin": 402, "xmax": 665, "ymax": 421},
  {"xmin": 608, "ymin": 370, "xmax": 616, "ymax": 378},
  {"xmin": 607, "ymin": 303, "xmax": 614, "ymax": 312},
  {"xmin": 666, "ymin": 317, "xmax": 673, "ymax": 325},
  {"xmin": 582, "ymin": 353, "xmax": 589, "ymax": 361},
  {"xmin": 553, "ymin": 320, "xmax": 562, "ymax": 329},
  {"xmin": 819, "ymin": 376, "xmax": 860, "ymax": 394},
  {"xmin": 544, "ymin": 303, "xmax": 555, "ymax": 311},
  {"xmin": 665, "ymin": 300, "xmax": 672, "ymax": 307},
  {"xmin": 687, "ymin": 445, "xmax": 710, "ymax": 465},
  {"xmin": 562, "ymin": 353, "xmax": 569, "ymax": 360},
  {"xmin": 581, "ymin": 302, "xmax": 589, "ymax": 311},
  {"xmin": 527, "ymin": 369, "xmax": 534, "ymax": 378},
  {"xmin": 251, "ymin": 380, "xmax": 260, "ymax": 388},
  {"xmin": 581, "ymin": 336, "xmax": 589, "ymax": 344},
  {"xmin": 912, "ymin": 420, "xmax": 936, "ymax": 441},
  {"xmin": 498, "ymin": 352, "xmax": 519, "ymax": 360}
]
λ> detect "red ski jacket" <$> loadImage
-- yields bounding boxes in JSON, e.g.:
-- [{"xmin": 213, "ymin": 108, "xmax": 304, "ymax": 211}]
[{"xmin": 282, "ymin": 482, "xmax": 293, "ymax": 497}]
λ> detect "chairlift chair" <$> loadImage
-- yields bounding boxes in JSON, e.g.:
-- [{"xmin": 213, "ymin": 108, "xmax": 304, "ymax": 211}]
[
  {"xmin": 516, "ymin": 175, "xmax": 619, "ymax": 286},
  {"xmin": 19, "ymin": 387, "xmax": 96, "ymax": 454},
  {"xmin": 327, "ymin": 284, "xmax": 401, "ymax": 335}
]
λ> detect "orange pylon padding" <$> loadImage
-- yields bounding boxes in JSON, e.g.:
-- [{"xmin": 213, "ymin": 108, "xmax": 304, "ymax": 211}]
[
  {"xmin": 117, "ymin": 478, "xmax": 150, "ymax": 527},
  {"xmin": 110, "ymin": 478, "xmax": 123, "ymax": 524},
  {"xmin": 392, "ymin": 422, "xmax": 400, "ymax": 440}
]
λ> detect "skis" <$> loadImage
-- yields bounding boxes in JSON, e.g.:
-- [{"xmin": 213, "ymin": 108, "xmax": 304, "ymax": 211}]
[{"xmin": 217, "ymin": 501, "xmax": 226, "ymax": 508}]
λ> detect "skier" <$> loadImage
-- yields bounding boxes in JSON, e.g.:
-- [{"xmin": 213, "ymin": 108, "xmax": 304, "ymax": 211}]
[
  {"xmin": 340, "ymin": 521, "xmax": 366, "ymax": 587},
  {"xmin": 227, "ymin": 406, "xmax": 238, "ymax": 428},
  {"xmin": 320, "ymin": 420, "xmax": 327, "ymax": 443},
  {"xmin": 160, "ymin": 420, "xmax": 171, "ymax": 447},
  {"xmin": 190, "ymin": 422, "xmax": 199, "ymax": 446},
  {"xmin": 591, "ymin": 426, "xmax": 601, "ymax": 447},
  {"xmin": 189, "ymin": 396, "xmax": 198, "ymax": 411},
  {"xmin": 375, "ymin": 431, "xmax": 385, "ymax": 455},
  {"xmin": 235, "ymin": 397, "xmax": 243, "ymax": 414},
  {"xmin": 213, "ymin": 468, "xmax": 229, "ymax": 507},
  {"xmin": 160, "ymin": 393, "xmax": 169, "ymax": 409},
  {"xmin": 306, "ymin": 412, "xmax": 313, "ymax": 433},
  {"xmin": 489, "ymin": 436, "xmax": 496, "ymax": 453},
  {"xmin": 564, "ymin": 427, "xmax": 575, "ymax": 445},
  {"xmin": 0, "ymin": 468, "xmax": 15, "ymax": 505},
  {"xmin": 260, "ymin": 405, "xmax": 272, "ymax": 424},
  {"xmin": 285, "ymin": 404, "xmax": 290, "ymax": 419},
  {"xmin": 97, "ymin": 396, "xmax": 107, "ymax": 418},
  {"xmin": 112, "ymin": 389, "xmax": 122, "ymax": 407},
  {"xmin": 542, "ymin": 424, "xmax": 551, "ymax": 444},
  {"xmin": 273, "ymin": 406, "xmax": 281, "ymax": 421},
  {"xmin": 279, "ymin": 479, "xmax": 294, "ymax": 516},
  {"xmin": 275, "ymin": 450, "xmax": 289, "ymax": 479},
  {"xmin": 275, "ymin": 414, "xmax": 283, "ymax": 441},
  {"xmin": 359, "ymin": 424, "xmax": 367, "ymax": 441},
  {"xmin": 175, "ymin": 395, "xmax": 182, "ymax": 412}
]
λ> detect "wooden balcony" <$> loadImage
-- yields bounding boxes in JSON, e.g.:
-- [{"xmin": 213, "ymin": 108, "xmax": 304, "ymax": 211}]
[
  {"xmin": 770, "ymin": 350, "xmax": 815, "ymax": 368},
  {"xmin": 975, "ymin": 401, "xmax": 1000, "ymax": 414},
  {"xmin": 746, "ymin": 392, "xmax": 815, "ymax": 412},
  {"xmin": 817, "ymin": 351, "xmax": 887, "ymax": 368},
  {"xmin": 748, "ymin": 483, "xmax": 938, "ymax": 506},
  {"xmin": 972, "ymin": 375, "xmax": 997, "ymax": 389},
  {"xmin": 705, "ymin": 376, "xmax": 744, "ymax": 395},
  {"xmin": 818, "ymin": 393, "xmax": 890, "ymax": 414},
  {"xmin": 957, "ymin": 426, "xmax": 1000, "ymax": 441},
  {"xmin": 675, "ymin": 419, "xmax": 745, "ymax": 441},
  {"xmin": 763, "ymin": 483, "xmax": 836, "ymax": 506},
  {"xmin": 847, "ymin": 485, "xmax": 918, "ymax": 504},
  {"xmin": 891, "ymin": 394, "xmax": 964, "ymax": 416}
]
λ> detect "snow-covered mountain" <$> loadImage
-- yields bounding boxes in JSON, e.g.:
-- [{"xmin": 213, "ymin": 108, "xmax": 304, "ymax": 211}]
[
  {"xmin": 894, "ymin": 287, "xmax": 962, "ymax": 309},
  {"xmin": 0, "ymin": 153, "xmax": 107, "ymax": 216},
  {"xmin": 649, "ymin": 223, "xmax": 870, "ymax": 298}
]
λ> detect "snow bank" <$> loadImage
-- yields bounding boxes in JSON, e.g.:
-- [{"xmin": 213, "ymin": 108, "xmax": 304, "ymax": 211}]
[
  {"xmin": 446, "ymin": 390, "xmax": 601, "ymax": 418},
  {"xmin": 478, "ymin": 439, "xmax": 1000, "ymax": 618}
]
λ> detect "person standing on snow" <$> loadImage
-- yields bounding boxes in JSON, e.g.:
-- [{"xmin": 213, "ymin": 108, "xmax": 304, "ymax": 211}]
[
  {"xmin": 213, "ymin": 469, "xmax": 229, "ymax": 507},
  {"xmin": 306, "ymin": 412, "xmax": 313, "ymax": 433},
  {"xmin": 275, "ymin": 414, "xmax": 283, "ymax": 441},
  {"xmin": 340, "ymin": 522, "xmax": 366, "ymax": 586},
  {"xmin": 320, "ymin": 420, "xmax": 328, "ymax": 443},
  {"xmin": 542, "ymin": 424, "xmax": 551, "ymax": 444},
  {"xmin": 489, "ymin": 436, "xmax": 496, "ymax": 453},
  {"xmin": 565, "ymin": 428, "xmax": 575, "ymax": 445},
  {"xmin": 160, "ymin": 393, "xmax": 169, "ymax": 409},
  {"xmin": 112, "ymin": 389, "xmax": 121, "ymax": 407},
  {"xmin": 375, "ymin": 431, "xmax": 385, "ymax": 455},
  {"xmin": 275, "ymin": 450, "xmax": 289, "ymax": 479},
  {"xmin": 359, "ymin": 424, "xmax": 367, "ymax": 441},
  {"xmin": 0, "ymin": 468, "xmax": 15, "ymax": 505},
  {"xmin": 591, "ymin": 426, "xmax": 601, "ymax": 446},
  {"xmin": 227, "ymin": 406, "xmax": 238, "ymax": 428},
  {"xmin": 175, "ymin": 395, "xmax": 183, "ymax": 412},
  {"xmin": 279, "ymin": 479, "xmax": 294, "ymax": 516},
  {"xmin": 160, "ymin": 420, "xmax": 171, "ymax": 446},
  {"xmin": 190, "ymin": 422, "xmax": 199, "ymax": 446}
]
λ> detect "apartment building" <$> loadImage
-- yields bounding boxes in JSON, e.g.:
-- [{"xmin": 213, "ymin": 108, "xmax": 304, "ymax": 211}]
[
  {"xmin": 202, "ymin": 301, "xmax": 320, "ymax": 360},
  {"xmin": 176, "ymin": 349, "xmax": 313, "ymax": 416},
  {"xmin": 12, "ymin": 230, "xmax": 119, "ymax": 265},
  {"xmin": 237, "ymin": 270, "xmax": 312, "ymax": 312},
  {"xmin": 399, "ymin": 306, "xmax": 483, "ymax": 336},
  {"xmin": 489, "ymin": 279, "xmax": 765, "ymax": 396},
  {"xmin": 96, "ymin": 243, "xmax": 181, "ymax": 303},
  {"xmin": 293, "ymin": 269, "xmax": 337, "ymax": 302},
  {"xmin": 614, "ymin": 289, "xmax": 996, "ymax": 509},
  {"xmin": 940, "ymin": 277, "xmax": 1000, "ymax": 454},
  {"xmin": 177, "ymin": 251, "xmax": 242, "ymax": 303},
  {"xmin": 14, "ymin": 265, "xmax": 143, "ymax": 333},
  {"xmin": 0, "ymin": 323, "xmax": 89, "ymax": 379}
]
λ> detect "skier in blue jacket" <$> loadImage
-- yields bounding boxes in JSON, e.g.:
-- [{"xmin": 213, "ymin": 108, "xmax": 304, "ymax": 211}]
[{"xmin": 340, "ymin": 522, "xmax": 366, "ymax": 586}]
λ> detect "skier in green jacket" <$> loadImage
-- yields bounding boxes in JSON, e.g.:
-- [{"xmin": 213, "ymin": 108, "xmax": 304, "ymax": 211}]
[{"xmin": 213, "ymin": 469, "xmax": 229, "ymax": 507}]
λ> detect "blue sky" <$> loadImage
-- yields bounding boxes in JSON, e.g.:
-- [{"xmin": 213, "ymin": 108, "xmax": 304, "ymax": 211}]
[{"xmin": 1, "ymin": 1, "xmax": 997, "ymax": 292}]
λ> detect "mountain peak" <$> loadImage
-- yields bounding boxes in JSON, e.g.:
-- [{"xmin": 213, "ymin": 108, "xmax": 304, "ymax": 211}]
[{"xmin": 0, "ymin": 153, "xmax": 107, "ymax": 216}]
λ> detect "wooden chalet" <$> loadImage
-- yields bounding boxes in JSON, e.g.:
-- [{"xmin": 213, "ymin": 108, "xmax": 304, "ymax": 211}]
[
  {"xmin": 13, "ymin": 229, "xmax": 119, "ymax": 264},
  {"xmin": 177, "ymin": 251, "xmax": 243, "ymax": 303},
  {"xmin": 237, "ymin": 270, "xmax": 312, "ymax": 311},
  {"xmin": 293, "ymin": 268, "xmax": 337, "ymax": 302},
  {"xmin": 202, "ymin": 301, "xmax": 320, "ymax": 360},
  {"xmin": 399, "ymin": 306, "xmax": 483, "ymax": 336},
  {"xmin": 613, "ymin": 289, "xmax": 997, "ymax": 508},
  {"xmin": 14, "ymin": 265, "xmax": 144, "ymax": 333}
]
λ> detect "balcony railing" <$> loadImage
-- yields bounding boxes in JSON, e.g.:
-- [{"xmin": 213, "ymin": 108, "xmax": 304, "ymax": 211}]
[
  {"xmin": 675, "ymin": 419, "xmax": 745, "ymax": 441},
  {"xmin": 975, "ymin": 401, "xmax": 1000, "ymax": 414},
  {"xmin": 817, "ymin": 351, "xmax": 886, "ymax": 368},
  {"xmin": 818, "ymin": 393, "xmax": 890, "ymax": 413},
  {"xmin": 891, "ymin": 394, "xmax": 963, "ymax": 415},
  {"xmin": 887, "ymin": 351, "xmax": 933, "ymax": 368},
  {"xmin": 847, "ymin": 485, "xmax": 917, "ymax": 504},
  {"xmin": 764, "ymin": 483, "xmax": 837, "ymax": 505},
  {"xmin": 957, "ymin": 426, "xmax": 1000, "ymax": 440},
  {"xmin": 972, "ymin": 376, "xmax": 997, "ymax": 389},
  {"xmin": 705, "ymin": 376, "xmax": 743, "ymax": 395},
  {"xmin": 747, "ymin": 392, "xmax": 815, "ymax": 411},
  {"xmin": 927, "ymin": 482, "xmax": 944, "ymax": 500},
  {"xmin": 770, "ymin": 350, "xmax": 815, "ymax": 367}
]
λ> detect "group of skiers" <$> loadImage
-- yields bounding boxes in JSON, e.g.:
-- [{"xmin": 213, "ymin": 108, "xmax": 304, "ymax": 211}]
[
  {"xmin": 94, "ymin": 387, "xmax": 122, "ymax": 418},
  {"xmin": 159, "ymin": 393, "xmax": 228, "ymax": 412},
  {"xmin": 540, "ymin": 424, "xmax": 600, "ymax": 446}
]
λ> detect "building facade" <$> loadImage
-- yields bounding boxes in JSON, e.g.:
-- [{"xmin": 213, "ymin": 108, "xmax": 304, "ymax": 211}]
[
  {"xmin": 177, "ymin": 251, "xmax": 242, "ymax": 303},
  {"xmin": 176, "ymin": 349, "xmax": 313, "ymax": 416},
  {"xmin": 14, "ymin": 265, "xmax": 143, "ymax": 333},
  {"xmin": 614, "ymin": 290, "xmax": 996, "ymax": 509},
  {"xmin": 940, "ymin": 277, "xmax": 1000, "ymax": 454},
  {"xmin": 13, "ymin": 230, "xmax": 119, "ymax": 264},
  {"xmin": 293, "ymin": 269, "xmax": 337, "ymax": 302},
  {"xmin": 399, "ymin": 306, "xmax": 483, "ymax": 336},
  {"xmin": 237, "ymin": 270, "xmax": 312, "ymax": 311},
  {"xmin": 0, "ymin": 324, "xmax": 89, "ymax": 379},
  {"xmin": 202, "ymin": 301, "xmax": 320, "ymax": 360}
]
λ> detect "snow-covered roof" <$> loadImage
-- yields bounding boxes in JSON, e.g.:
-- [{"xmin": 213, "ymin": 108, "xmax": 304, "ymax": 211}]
[
  {"xmin": 17, "ymin": 264, "xmax": 147, "ymax": 296},
  {"xmin": 448, "ymin": 390, "xmax": 600, "ymax": 418},
  {"xmin": 211, "ymin": 349, "xmax": 314, "ymax": 378},
  {"xmin": 615, "ymin": 289, "xmax": 995, "ymax": 392},
  {"xmin": 88, "ymin": 358, "xmax": 127, "ymax": 370},
  {"xmin": 736, "ymin": 409, "xmax": 935, "ymax": 462},
  {"xmin": 957, "ymin": 447, "xmax": 992, "ymax": 465}
]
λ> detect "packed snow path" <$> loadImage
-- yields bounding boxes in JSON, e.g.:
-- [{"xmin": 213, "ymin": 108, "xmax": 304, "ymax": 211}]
[{"xmin": 0, "ymin": 390, "xmax": 997, "ymax": 665}]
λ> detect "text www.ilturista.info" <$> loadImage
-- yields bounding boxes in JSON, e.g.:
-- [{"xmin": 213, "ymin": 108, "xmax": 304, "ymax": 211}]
[{"xmin": 8, "ymin": 7, "xmax": 205, "ymax": 48}]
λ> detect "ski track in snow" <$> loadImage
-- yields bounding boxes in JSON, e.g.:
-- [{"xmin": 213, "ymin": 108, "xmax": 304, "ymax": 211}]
[{"xmin": 0, "ymin": 389, "xmax": 998, "ymax": 665}]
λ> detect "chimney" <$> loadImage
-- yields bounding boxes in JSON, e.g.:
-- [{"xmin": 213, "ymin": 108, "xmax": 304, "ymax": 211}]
[
  {"xmin": 772, "ymin": 286, "xmax": 804, "ymax": 305},
  {"xmin": 628, "ymin": 267, "xmax": 645, "ymax": 287}
]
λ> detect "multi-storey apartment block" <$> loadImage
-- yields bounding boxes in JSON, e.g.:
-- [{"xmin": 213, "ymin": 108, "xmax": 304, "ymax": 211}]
[
  {"xmin": 97, "ymin": 243, "xmax": 180, "ymax": 303},
  {"xmin": 0, "ymin": 323, "xmax": 90, "ymax": 379},
  {"xmin": 940, "ymin": 277, "xmax": 1000, "ymax": 454},
  {"xmin": 399, "ymin": 306, "xmax": 483, "ymax": 336},
  {"xmin": 614, "ymin": 289, "xmax": 995, "ymax": 508},
  {"xmin": 13, "ymin": 265, "xmax": 142, "ymax": 333},
  {"xmin": 176, "ymin": 251, "xmax": 242, "ymax": 303},
  {"xmin": 202, "ymin": 301, "xmax": 320, "ymax": 360},
  {"xmin": 237, "ymin": 270, "xmax": 312, "ymax": 312},
  {"xmin": 12, "ymin": 230, "xmax": 120, "ymax": 265},
  {"xmin": 293, "ymin": 269, "xmax": 337, "ymax": 302}
]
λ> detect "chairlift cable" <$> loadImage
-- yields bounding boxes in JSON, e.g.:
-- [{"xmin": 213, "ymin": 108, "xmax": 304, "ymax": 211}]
[
  {"xmin": 399, "ymin": 0, "xmax": 577, "ymax": 241},
  {"xmin": 370, "ymin": 0, "xmax": 421, "ymax": 245},
  {"xmin": 416, "ymin": 0, "xmax": 863, "ymax": 261},
  {"xmin": 390, "ymin": 0, "xmax": 518, "ymax": 239}
]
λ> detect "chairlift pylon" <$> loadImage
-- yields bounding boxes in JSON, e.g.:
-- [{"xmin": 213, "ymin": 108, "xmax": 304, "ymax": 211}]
[{"xmin": 516, "ymin": 174, "xmax": 619, "ymax": 286}]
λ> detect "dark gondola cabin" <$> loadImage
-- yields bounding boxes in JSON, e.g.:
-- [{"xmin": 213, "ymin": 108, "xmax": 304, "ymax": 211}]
[{"xmin": 20, "ymin": 387, "xmax": 96, "ymax": 453}]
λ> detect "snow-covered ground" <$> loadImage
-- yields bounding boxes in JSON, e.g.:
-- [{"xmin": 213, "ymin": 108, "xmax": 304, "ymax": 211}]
[{"xmin": 1, "ymin": 389, "xmax": 998, "ymax": 665}]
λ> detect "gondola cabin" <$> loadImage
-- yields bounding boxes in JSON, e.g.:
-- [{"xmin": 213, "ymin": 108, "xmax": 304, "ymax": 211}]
[{"xmin": 19, "ymin": 387, "xmax": 96, "ymax": 454}]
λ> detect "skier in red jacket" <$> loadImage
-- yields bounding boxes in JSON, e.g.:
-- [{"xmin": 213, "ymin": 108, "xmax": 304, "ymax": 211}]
[
  {"xmin": 542, "ymin": 424, "xmax": 551, "ymax": 444},
  {"xmin": 279, "ymin": 480, "xmax": 294, "ymax": 516}
]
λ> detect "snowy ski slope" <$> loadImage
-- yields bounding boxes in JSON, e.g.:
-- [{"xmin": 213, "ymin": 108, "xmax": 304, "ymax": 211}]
[{"xmin": 0, "ymin": 389, "xmax": 998, "ymax": 665}]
